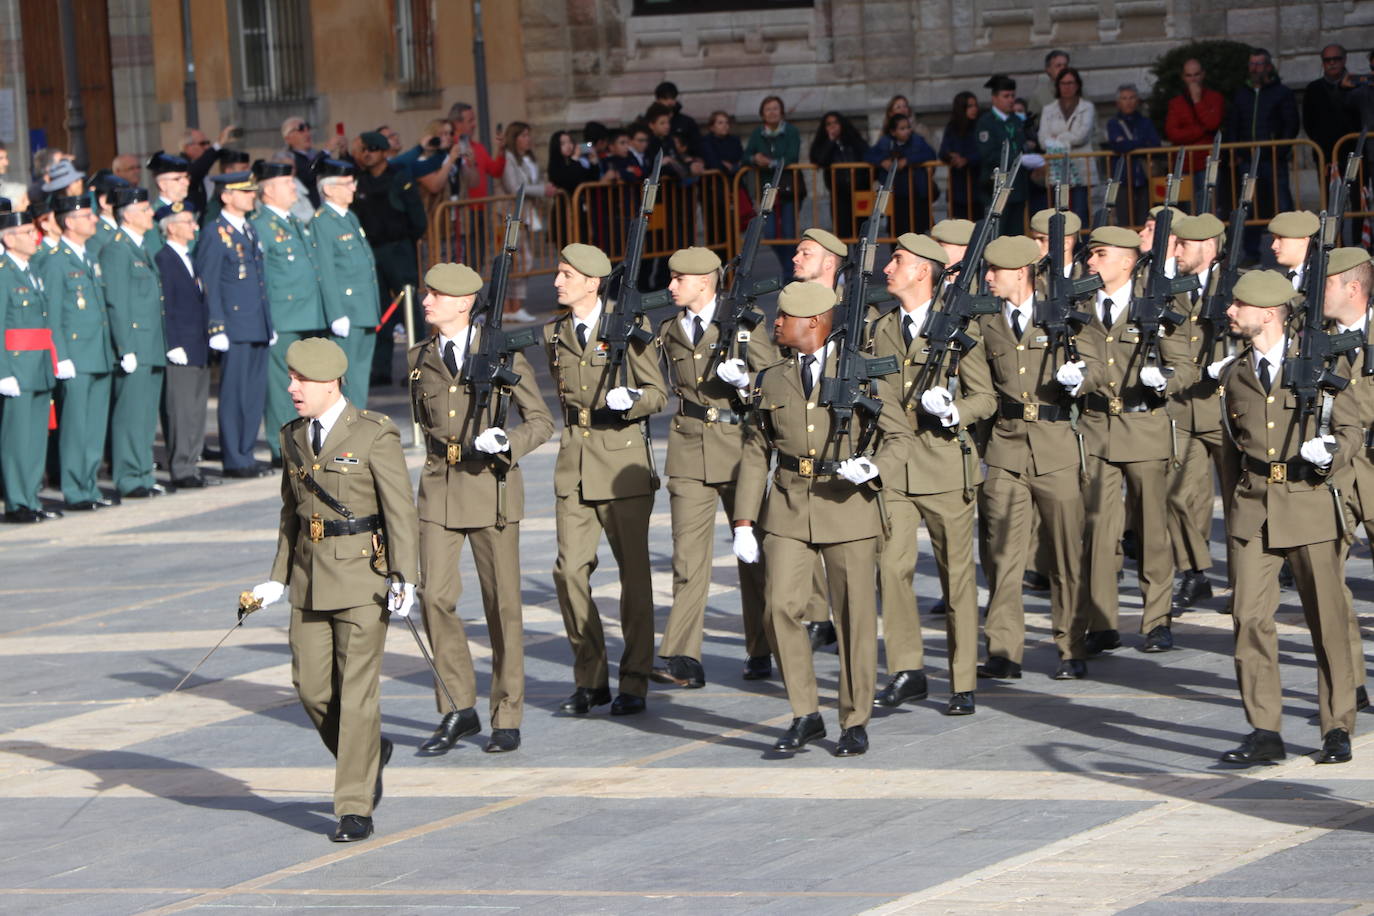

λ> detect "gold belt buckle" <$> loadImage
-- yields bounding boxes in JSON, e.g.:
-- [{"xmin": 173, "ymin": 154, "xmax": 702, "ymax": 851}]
[
  {"xmin": 1268, "ymin": 462, "xmax": 1287, "ymax": 484},
  {"xmin": 578, "ymin": 407, "xmax": 591, "ymax": 427},
  {"xmin": 705, "ymin": 405, "xmax": 719, "ymax": 423},
  {"xmin": 797, "ymin": 457, "xmax": 814, "ymax": 477},
  {"xmin": 1108, "ymin": 397, "xmax": 1124, "ymax": 416},
  {"xmin": 446, "ymin": 441, "xmax": 461, "ymax": 464},
  {"xmin": 1022, "ymin": 403, "xmax": 1039, "ymax": 422},
  {"xmin": 309, "ymin": 513, "xmax": 324, "ymax": 542}
]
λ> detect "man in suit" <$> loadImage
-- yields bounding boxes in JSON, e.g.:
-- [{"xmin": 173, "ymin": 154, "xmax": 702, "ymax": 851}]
[
  {"xmin": 543, "ymin": 243, "xmax": 667, "ymax": 716},
  {"xmin": 197, "ymin": 171, "xmax": 273, "ymax": 478},
  {"xmin": 312, "ymin": 158, "xmax": 379, "ymax": 407},
  {"xmin": 251, "ymin": 158, "xmax": 328, "ymax": 467},
  {"xmin": 733, "ymin": 281, "xmax": 913, "ymax": 756},
  {"xmin": 1215, "ymin": 270, "xmax": 1359, "ymax": 766},
  {"xmin": 155, "ymin": 202, "xmax": 216, "ymax": 489},
  {"xmin": 250, "ymin": 337, "xmax": 419, "ymax": 841},
  {"xmin": 41, "ymin": 195, "xmax": 113, "ymax": 510},
  {"xmin": 409, "ymin": 263, "xmax": 553, "ymax": 754},
  {"xmin": 0, "ymin": 209, "xmax": 63, "ymax": 522},
  {"xmin": 101, "ymin": 187, "xmax": 169, "ymax": 498}
]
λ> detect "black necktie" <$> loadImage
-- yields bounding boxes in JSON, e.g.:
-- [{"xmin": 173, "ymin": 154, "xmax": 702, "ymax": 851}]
[
  {"xmin": 1286, "ymin": 270, "xmax": 1297, "ymax": 281},
  {"xmin": 801, "ymin": 354, "xmax": 816, "ymax": 397},
  {"xmin": 443, "ymin": 340, "xmax": 459, "ymax": 377},
  {"xmin": 691, "ymin": 315, "xmax": 704, "ymax": 346},
  {"xmin": 311, "ymin": 419, "xmax": 323, "ymax": 455},
  {"xmin": 1102, "ymin": 298, "xmax": 1114, "ymax": 326},
  {"xmin": 1258, "ymin": 358, "xmax": 1272, "ymax": 393},
  {"xmin": 576, "ymin": 322, "xmax": 588, "ymax": 349},
  {"xmin": 1010, "ymin": 310, "xmax": 1024, "ymax": 341},
  {"xmin": 902, "ymin": 314, "xmax": 914, "ymax": 348}
]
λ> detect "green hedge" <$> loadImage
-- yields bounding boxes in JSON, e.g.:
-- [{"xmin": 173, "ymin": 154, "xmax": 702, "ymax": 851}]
[{"xmin": 1147, "ymin": 41, "xmax": 1255, "ymax": 135}]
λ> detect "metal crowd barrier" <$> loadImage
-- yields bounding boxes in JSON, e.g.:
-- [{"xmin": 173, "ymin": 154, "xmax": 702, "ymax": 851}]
[{"xmin": 422, "ymin": 190, "xmax": 572, "ymax": 279}]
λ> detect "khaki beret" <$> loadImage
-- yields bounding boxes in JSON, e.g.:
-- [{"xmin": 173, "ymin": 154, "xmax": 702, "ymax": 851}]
[
  {"xmin": 984, "ymin": 235, "xmax": 1041, "ymax": 270},
  {"xmin": 1029, "ymin": 208, "xmax": 1082, "ymax": 236},
  {"xmin": 560, "ymin": 243, "xmax": 612, "ymax": 278},
  {"xmin": 1146, "ymin": 205, "xmax": 1187, "ymax": 224},
  {"xmin": 1088, "ymin": 225, "xmax": 1146, "ymax": 250},
  {"xmin": 931, "ymin": 219, "xmax": 975, "ymax": 245},
  {"xmin": 1327, "ymin": 247, "xmax": 1373, "ymax": 278},
  {"xmin": 1173, "ymin": 213, "xmax": 1225, "ymax": 241},
  {"xmin": 800, "ymin": 227, "xmax": 847, "ymax": 258},
  {"xmin": 424, "ymin": 262, "xmax": 482, "ymax": 297},
  {"xmin": 895, "ymin": 232, "xmax": 949, "ymax": 265},
  {"xmin": 1233, "ymin": 269, "xmax": 1297, "ymax": 308},
  {"xmin": 286, "ymin": 337, "xmax": 348, "ymax": 381},
  {"xmin": 1268, "ymin": 210, "xmax": 1319, "ymax": 239},
  {"xmin": 777, "ymin": 281, "xmax": 838, "ymax": 318},
  {"xmin": 667, "ymin": 246, "xmax": 722, "ymax": 275}
]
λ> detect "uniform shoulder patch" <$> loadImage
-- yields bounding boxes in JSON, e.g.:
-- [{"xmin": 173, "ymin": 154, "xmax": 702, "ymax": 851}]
[
  {"xmin": 978, "ymin": 130, "xmax": 989, "ymax": 143},
  {"xmin": 357, "ymin": 409, "xmax": 390, "ymax": 427}
]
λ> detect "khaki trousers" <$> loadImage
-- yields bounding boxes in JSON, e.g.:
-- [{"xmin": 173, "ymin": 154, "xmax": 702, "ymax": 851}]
[
  {"xmin": 552, "ymin": 492, "xmax": 656, "ymax": 697},
  {"xmin": 1167, "ymin": 425, "xmax": 1236, "ymax": 580},
  {"xmin": 419, "ymin": 519, "xmax": 526, "ymax": 728},
  {"xmin": 1084, "ymin": 456, "xmax": 1174, "ymax": 635},
  {"xmin": 289, "ymin": 603, "xmax": 387, "ymax": 818}
]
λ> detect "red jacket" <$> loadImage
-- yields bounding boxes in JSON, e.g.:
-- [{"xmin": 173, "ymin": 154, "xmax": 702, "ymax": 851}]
[{"xmin": 1165, "ymin": 89, "xmax": 1225, "ymax": 172}]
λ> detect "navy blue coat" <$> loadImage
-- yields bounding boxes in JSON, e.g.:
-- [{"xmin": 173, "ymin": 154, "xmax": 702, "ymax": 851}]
[
  {"xmin": 194, "ymin": 214, "xmax": 272, "ymax": 344},
  {"xmin": 156, "ymin": 244, "xmax": 210, "ymax": 367}
]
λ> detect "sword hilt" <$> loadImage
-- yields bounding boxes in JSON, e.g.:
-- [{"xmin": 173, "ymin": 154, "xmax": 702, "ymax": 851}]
[{"xmin": 238, "ymin": 591, "xmax": 263, "ymax": 623}]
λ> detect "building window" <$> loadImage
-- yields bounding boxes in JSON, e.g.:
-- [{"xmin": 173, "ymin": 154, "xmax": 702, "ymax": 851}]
[
  {"xmin": 236, "ymin": 0, "xmax": 312, "ymax": 103},
  {"xmin": 632, "ymin": 0, "xmax": 812, "ymax": 13},
  {"xmin": 394, "ymin": 0, "xmax": 435, "ymax": 94}
]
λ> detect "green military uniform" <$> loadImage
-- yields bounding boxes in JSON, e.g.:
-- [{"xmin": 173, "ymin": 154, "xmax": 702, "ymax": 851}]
[
  {"xmin": 312, "ymin": 202, "xmax": 378, "ymax": 407},
  {"xmin": 0, "ymin": 245, "xmax": 56, "ymax": 516},
  {"xmin": 40, "ymin": 233, "xmax": 113, "ymax": 506},
  {"xmin": 87, "ymin": 214, "xmax": 120, "ymax": 263},
  {"xmin": 100, "ymin": 226, "xmax": 167, "ymax": 495},
  {"xmin": 269, "ymin": 339, "xmax": 419, "ymax": 823},
  {"xmin": 973, "ymin": 108, "xmax": 1029, "ymax": 236}
]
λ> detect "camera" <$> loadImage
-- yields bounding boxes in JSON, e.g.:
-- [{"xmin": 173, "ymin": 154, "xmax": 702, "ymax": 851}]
[{"xmin": 427, "ymin": 137, "xmax": 442, "ymax": 149}]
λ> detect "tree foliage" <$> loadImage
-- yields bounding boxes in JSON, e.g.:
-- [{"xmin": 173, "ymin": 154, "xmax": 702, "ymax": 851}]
[{"xmin": 1147, "ymin": 40, "xmax": 1254, "ymax": 135}]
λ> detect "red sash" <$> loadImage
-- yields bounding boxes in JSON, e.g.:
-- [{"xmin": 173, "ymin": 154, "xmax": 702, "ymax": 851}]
[{"xmin": 4, "ymin": 327, "xmax": 59, "ymax": 429}]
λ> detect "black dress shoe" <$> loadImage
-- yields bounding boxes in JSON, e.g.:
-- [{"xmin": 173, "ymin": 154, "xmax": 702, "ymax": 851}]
[
  {"xmin": 95, "ymin": 496, "xmax": 117, "ymax": 507},
  {"xmin": 173, "ymin": 475, "xmax": 207, "ymax": 489},
  {"xmin": 373, "ymin": 737, "xmax": 392, "ymax": 808},
  {"xmin": 834, "ymin": 725, "xmax": 869, "ymax": 757},
  {"xmin": 649, "ymin": 655, "xmax": 705, "ymax": 688},
  {"xmin": 223, "ymin": 465, "xmax": 266, "ymax": 479},
  {"xmin": 1316, "ymin": 728, "xmax": 1352, "ymax": 764},
  {"xmin": 3, "ymin": 508, "xmax": 42, "ymax": 523},
  {"xmin": 773, "ymin": 712, "xmax": 825, "ymax": 752},
  {"xmin": 928, "ymin": 600, "xmax": 948, "ymax": 615},
  {"xmin": 610, "ymin": 694, "xmax": 646, "ymax": 716},
  {"xmin": 1140, "ymin": 625, "xmax": 1174, "ymax": 653},
  {"xmin": 66, "ymin": 500, "xmax": 101, "ymax": 511},
  {"xmin": 1023, "ymin": 570, "xmax": 1051, "ymax": 591},
  {"xmin": 559, "ymin": 686, "xmax": 612, "ymax": 714},
  {"xmin": 741, "ymin": 655, "xmax": 772, "ymax": 680},
  {"xmin": 1358, "ymin": 686, "xmax": 1370, "ymax": 711},
  {"xmin": 331, "ymin": 814, "xmax": 374, "ymax": 842},
  {"xmin": 946, "ymin": 692, "xmax": 976, "ymax": 716},
  {"xmin": 123, "ymin": 486, "xmax": 154, "ymax": 498},
  {"xmin": 976, "ymin": 656, "xmax": 1022, "ymax": 679},
  {"xmin": 1084, "ymin": 629, "xmax": 1121, "ymax": 655},
  {"xmin": 418, "ymin": 707, "xmax": 481, "ymax": 755},
  {"xmin": 807, "ymin": 621, "xmax": 838, "ymax": 652},
  {"xmin": 1219, "ymin": 729, "xmax": 1286, "ymax": 765},
  {"xmin": 1172, "ymin": 570, "xmax": 1213, "ymax": 610},
  {"xmin": 38, "ymin": 507, "xmax": 63, "ymax": 519},
  {"xmin": 873, "ymin": 670, "xmax": 928, "ymax": 707},
  {"xmin": 1052, "ymin": 659, "xmax": 1087, "ymax": 680},
  {"xmin": 484, "ymin": 728, "xmax": 520, "ymax": 753}
]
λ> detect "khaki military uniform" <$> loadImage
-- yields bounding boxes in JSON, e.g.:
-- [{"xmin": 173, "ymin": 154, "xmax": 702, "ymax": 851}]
[
  {"xmin": 1327, "ymin": 329, "xmax": 1371, "ymax": 697},
  {"xmin": 735, "ymin": 348, "xmax": 913, "ymax": 727},
  {"xmin": 410, "ymin": 331, "xmax": 554, "ymax": 728},
  {"xmin": 544, "ymin": 308, "xmax": 667, "ymax": 698},
  {"xmin": 868, "ymin": 305, "xmax": 996, "ymax": 693},
  {"xmin": 270, "ymin": 403, "xmax": 419, "ymax": 818}
]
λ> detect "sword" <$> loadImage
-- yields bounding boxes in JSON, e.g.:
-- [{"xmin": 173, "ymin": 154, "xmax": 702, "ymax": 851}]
[
  {"xmin": 168, "ymin": 591, "xmax": 264, "ymax": 693},
  {"xmin": 385, "ymin": 571, "xmax": 460, "ymax": 714}
]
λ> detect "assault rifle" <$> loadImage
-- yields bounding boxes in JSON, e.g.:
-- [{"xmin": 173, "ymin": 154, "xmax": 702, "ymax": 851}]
[
  {"xmin": 1197, "ymin": 168, "xmax": 1254, "ymax": 365},
  {"xmin": 598, "ymin": 149, "xmax": 664, "ymax": 385},
  {"xmin": 1129, "ymin": 149, "xmax": 1196, "ymax": 375},
  {"xmin": 1198, "ymin": 133, "xmax": 1222, "ymax": 217},
  {"xmin": 1035, "ymin": 183, "xmax": 1098, "ymax": 365},
  {"xmin": 1285, "ymin": 208, "xmax": 1360, "ymax": 439},
  {"xmin": 1093, "ymin": 155, "xmax": 1126, "ymax": 229}
]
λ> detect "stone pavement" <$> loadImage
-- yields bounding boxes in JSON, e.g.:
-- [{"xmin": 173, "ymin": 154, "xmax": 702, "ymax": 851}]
[{"xmin": 3, "ymin": 339, "xmax": 1374, "ymax": 915}]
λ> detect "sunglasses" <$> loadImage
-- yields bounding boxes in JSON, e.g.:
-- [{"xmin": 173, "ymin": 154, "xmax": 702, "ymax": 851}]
[
  {"xmin": 1323, "ymin": 56, "xmax": 1346, "ymax": 63},
  {"xmin": 291, "ymin": 123, "xmax": 311, "ymax": 132}
]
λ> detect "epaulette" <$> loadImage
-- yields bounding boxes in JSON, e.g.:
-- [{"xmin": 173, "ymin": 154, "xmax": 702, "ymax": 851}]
[{"xmin": 357, "ymin": 409, "xmax": 390, "ymax": 426}]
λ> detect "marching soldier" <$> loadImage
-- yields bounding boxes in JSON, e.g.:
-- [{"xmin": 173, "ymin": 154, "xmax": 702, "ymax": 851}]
[
  {"xmin": 41, "ymin": 195, "xmax": 113, "ymax": 510},
  {"xmin": 0, "ymin": 208, "xmax": 62, "ymax": 522},
  {"xmin": 931, "ymin": 219, "xmax": 974, "ymax": 270},
  {"xmin": 544, "ymin": 243, "xmax": 667, "ymax": 716},
  {"xmin": 733, "ymin": 281, "xmax": 913, "ymax": 756},
  {"xmin": 973, "ymin": 236, "xmax": 1090, "ymax": 679},
  {"xmin": 101, "ymin": 186, "xmax": 168, "ymax": 498},
  {"xmin": 1215, "ymin": 270, "xmax": 1359, "ymax": 766},
  {"xmin": 410, "ymin": 263, "xmax": 553, "ymax": 754},
  {"xmin": 251, "ymin": 158, "xmax": 328, "ymax": 467},
  {"xmin": 651, "ymin": 247, "xmax": 777, "ymax": 689},
  {"xmin": 250, "ymin": 337, "xmax": 419, "ymax": 841},
  {"xmin": 312, "ymin": 157, "xmax": 379, "ymax": 407},
  {"xmin": 198, "ymin": 171, "xmax": 273, "ymax": 478},
  {"xmin": 1269, "ymin": 211, "xmax": 1318, "ymax": 290},
  {"xmin": 869, "ymin": 234, "xmax": 995, "ymax": 715}
]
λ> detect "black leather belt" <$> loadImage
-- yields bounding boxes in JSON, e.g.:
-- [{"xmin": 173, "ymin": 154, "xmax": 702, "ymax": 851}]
[
  {"xmin": 564, "ymin": 407, "xmax": 630, "ymax": 429},
  {"xmin": 309, "ymin": 513, "xmax": 383, "ymax": 540},
  {"xmin": 777, "ymin": 453, "xmax": 842, "ymax": 477},
  {"xmin": 679, "ymin": 400, "xmax": 742, "ymax": 425},
  {"xmin": 1241, "ymin": 454, "xmax": 1325, "ymax": 484},
  {"xmin": 1085, "ymin": 392, "xmax": 1164, "ymax": 415},
  {"xmin": 904, "ymin": 408, "xmax": 953, "ymax": 433},
  {"xmin": 427, "ymin": 439, "xmax": 486, "ymax": 465},
  {"xmin": 997, "ymin": 395, "xmax": 1070, "ymax": 422}
]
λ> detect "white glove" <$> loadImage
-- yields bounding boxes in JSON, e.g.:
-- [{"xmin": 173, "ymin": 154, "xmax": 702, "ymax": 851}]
[
  {"xmin": 1300, "ymin": 435, "xmax": 1336, "ymax": 469},
  {"xmin": 732, "ymin": 525, "xmax": 760, "ymax": 564},
  {"xmin": 387, "ymin": 581, "xmax": 416, "ymax": 618},
  {"xmin": 120, "ymin": 353, "xmax": 138, "ymax": 374},
  {"xmin": 716, "ymin": 358, "xmax": 751, "ymax": 389},
  {"xmin": 251, "ymin": 580, "xmax": 286, "ymax": 606},
  {"xmin": 330, "ymin": 316, "xmax": 351, "ymax": 337},
  {"xmin": 1207, "ymin": 355, "xmax": 1236, "ymax": 380},
  {"xmin": 0, "ymin": 376, "xmax": 19, "ymax": 397},
  {"xmin": 474, "ymin": 426, "xmax": 510, "ymax": 454},
  {"xmin": 1020, "ymin": 153, "xmax": 1046, "ymax": 169},
  {"xmin": 269, "ymin": 332, "xmax": 278, "ymax": 347},
  {"xmin": 166, "ymin": 347, "xmax": 189, "ymax": 366},
  {"xmin": 838, "ymin": 456, "xmax": 880, "ymax": 485},
  {"xmin": 209, "ymin": 333, "xmax": 230, "ymax": 352},
  {"xmin": 920, "ymin": 386, "xmax": 960, "ymax": 426},
  {"xmin": 1056, "ymin": 360, "xmax": 1085, "ymax": 395},
  {"xmin": 606, "ymin": 386, "xmax": 640, "ymax": 411},
  {"xmin": 1138, "ymin": 365, "xmax": 1168, "ymax": 392},
  {"xmin": 55, "ymin": 359, "xmax": 76, "ymax": 380}
]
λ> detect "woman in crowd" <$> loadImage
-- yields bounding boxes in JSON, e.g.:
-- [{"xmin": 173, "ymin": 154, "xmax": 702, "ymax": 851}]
[
  {"xmin": 547, "ymin": 130, "xmax": 600, "ymax": 250},
  {"xmin": 1037, "ymin": 66, "xmax": 1097, "ymax": 223},
  {"xmin": 866, "ymin": 112, "xmax": 937, "ymax": 236},
  {"xmin": 809, "ymin": 111, "xmax": 870, "ymax": 239},
  {"xmin": 499, "ymin": 121, "xmax": 557, "ymax": 323},
  {"xmin": 700, "ymin": 111, "xmax": 744, "ymax": 247},
  {"xmin": 744, "ymin": 95, "xmax": 803, "ymax": 268},
  {"xmin": 939, "ymin": 91, "xmax": 983, "ymax": 220}
]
